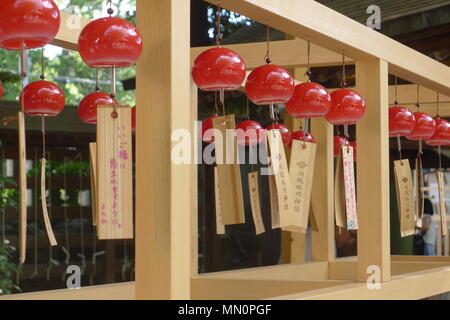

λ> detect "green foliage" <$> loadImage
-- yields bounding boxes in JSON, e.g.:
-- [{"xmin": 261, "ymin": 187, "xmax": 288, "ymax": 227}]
[
  {"xmin": 0, "ymin": 0, "xmax": 137, "ymax": 107},
  {"xmin": 0, "ymin": 240, "xmax": 21, "ymax": 295},
  {"xmin": 207, "ymin": 7, "xmax": 253, "ymax": 39},
  {"xmin": 27, "ymin": 160, "xmax": 90, "ymax": 178}
]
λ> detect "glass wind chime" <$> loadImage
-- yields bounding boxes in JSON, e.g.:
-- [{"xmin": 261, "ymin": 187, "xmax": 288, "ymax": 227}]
[{"xmin": 0, "ymin": 0, "xmax": 63, "ymax": 260}]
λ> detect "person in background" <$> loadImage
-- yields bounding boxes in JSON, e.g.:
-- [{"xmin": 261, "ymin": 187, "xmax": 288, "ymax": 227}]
[{"xmin": 422, "ymin": 198, "xmax": 438, "ymax": 256}]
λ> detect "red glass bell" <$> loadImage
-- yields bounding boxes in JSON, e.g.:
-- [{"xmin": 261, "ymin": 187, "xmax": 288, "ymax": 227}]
[
  {"xmin": 20, "ymin": 80, "xmax": 65, "ymax": 117},
  {"xmin": 326, "ymin": 89, "xmax": 366, "ymax": 125},
  {"xmin": 406, "ymin": 112, "xmax": 436, "ymax": 141},
  {"xmin": 426, "ymin": 118, "xmax": 450, "ymax": 146},
  {"xmin": 334, "ymin": 136, "xmax": 349, "ymax": 158},
  {"xmin": 246, "ymin": 64, "xmax": 295, "ymax": 105},
  {"xmin": 286, "ymin": 82, "xmax": 332, "ymax": 118},
  {"xmin": 265, "ymin": 123, "xmax": 292, "ymax": 146},
  {"xmin": 192, "ymin": 48, "xmax": 246, "ymax": 91},
  {"xmin": 389, "ymin": 106, "xmax": 416, "ymax": 137},
  {"xmin": 132, "ymin": 106, "xmax": 136, "ymax": 133},
  {"xmin": 202, "ymin": 115, "xmax": 220, "ymax": 144},
  {"xmin": 78, "ymin": 17, "xmax": 143, "ymax": 68},
  {"xmin": 289, "ymin": 130, "xmax": 315, "ymax": 148},
  {"xmin": 78, "ymin": 92, "xmax": 117, "ymax": 124},
  {"xmin": 0, "ymin": 81, "xmax": 3, "ymax": 100},
  {"xmin": 0, "ymin": 0, "xmax": 60, "ymax": 50},
  {"xmin": 237, "ymin": 120, "xmax": 265, "ymax": 146}
]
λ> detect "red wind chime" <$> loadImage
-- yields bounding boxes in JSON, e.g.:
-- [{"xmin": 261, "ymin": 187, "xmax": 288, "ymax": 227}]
[
  {"xmin": 78, "ymin": 0, "xmax": 143, "ymax": 109},
  {"xmin": 245, "ymin": 23, "xmax": 295, "ymax": 145},
  {"xmin": 193, "ymin": 1, "xmax": 247, "ymax": 144},
  {"xmin": 0, "ymin": 0, "xmax": 63, "ymax": 255},
  {"xmin": 286, "ymin": 38, "xmax": 331, "ymax": 146}
]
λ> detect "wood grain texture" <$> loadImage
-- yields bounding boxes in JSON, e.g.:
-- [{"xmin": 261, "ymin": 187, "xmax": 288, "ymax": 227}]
[
  {"xmin": 393, "ymin": 160, "xmax": 415, "ymax": 237},
  {"xmin": 310, "ymin": 117, "xmax": 335, "ymax": 261},
  {"xmin": 212, "ymin": 115, "xmax": 245, "ymax": 225},
  {"xmin": 89, "ymin": 142, "xmax": 98, "ymax": 226},
  {"xmin": 18, "ymin": 111, "xmax": 27, "ymax": 264},
  {"xmin": 204, "ymin": 0, "xmax": 450, "ymax": 95},
  {"xmin": 248, "ymin": 172, "xmax": 265, "ymax": 235},
  {"xmin": 96, "ymin": 106, "xmax": 133, "ymax": 239},
  {"xmin": 40, "ymin": 158, "xmax": 57, "ymax": 246},
  {"xmin": 136, "ymin": 0, "xmax": 191, "ymax": 299},
  {"xmin": 356, "ymin": 58, "xmax": 391, "ymax": 282}
]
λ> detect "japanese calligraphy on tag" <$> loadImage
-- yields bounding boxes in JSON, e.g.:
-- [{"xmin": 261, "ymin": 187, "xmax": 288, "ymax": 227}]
[
  {"xmin": 214, "ymin": 167, "xmax": 225, "ymax": 235},
  {"xmin": 212, "ymin": 115, "xmax": 245, "ymax": 225},
  {"xmin": 394, "ymin": 160, "xmax": 415, "ymax": 237},
  {"xmin": 248, "ymin": 172, "xmax": 265, "ymax": 235},
  {"xmin": 342, "ymin": 146, "xmax": 358, "ymax": 230},
  {"xmin": 96, "ymin": 106, "xmax": 134, "ymax": 239},
  {"xmin": 437, "ymin": 171, "xmax": 448, "ymax": 236},
  {"xmin": 288, "ymin": 140, "xmax": 316, "ymax": 234}
]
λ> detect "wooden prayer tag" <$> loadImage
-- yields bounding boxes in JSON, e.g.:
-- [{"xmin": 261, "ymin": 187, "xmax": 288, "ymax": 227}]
[
  {"xmin": 214, "ymin": 167, "xmax": 225, "ymax": 235},
  {"xmin": 248, "ymin": 172, "xmax": 265, "ymax": 235},
  {"xmin": 267, "ymin": 130, "xmax": 298, "ymax": 232},
  {"xmin": 96, "ymin": 106, "xmax": 134, "ymax": 239},
  {"xmin": 212, "ymin": 115, "xmax": 245, "ymax": 225},
  {"xmin": 289, "ymin": 140, "xmax": 316, "ymax": 234},
  {"xmin": 40, "ymin": 158, "xmax": 57, "ymax": 246},
  {"xmin": 342, "ymin": 146, "xmax": 358, "ymax": 230},
  {"xmin": 18, "ymin": 111, "xmax": 27, "ymax": 264},
  {"xmin": 394, "ymin": 160, "xmax": 415, "ymax": 237},
  {"xmin": 89, "ymin": 142, "xmax": 98, "ymax": 226},
  {"xmin": 437, "ymin": 171, "xmax": 448, "ymax": 237},
  {"xmin": 268, "ymin": 174, "xmax": 280, "ymax": 229},
  {"xmin": 334, "ymin": 147, "xmax": 347, "ymax": 229},
  {"xmin": 415, "ymin": 157, "xmax": 424, "ymax": 229}
]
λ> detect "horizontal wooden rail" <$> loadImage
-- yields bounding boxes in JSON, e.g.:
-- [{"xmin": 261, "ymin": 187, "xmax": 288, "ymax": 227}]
[{"xmin": 204, "ymin": 0, "xmax": 450, "ymax": 95}]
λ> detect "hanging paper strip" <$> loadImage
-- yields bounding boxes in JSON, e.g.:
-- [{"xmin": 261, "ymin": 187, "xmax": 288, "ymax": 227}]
[
  {"xmin": 267, "ymin": 130, "xmax": 299, "ymax": 232},
  {"xmin": 268, "ymin": 174, "xmax": 280, "ymax": 229},
  {"xmin": 18, "ymin": 111, "xmax": 27, "ymax": 264},
  {"xmin": 334, "ymin": 148, "xmax": 347, "ymax": 229},
  {"xmin": 214, "ymin": 167, "xmax": 225, "ymax": 235},
  {"xmin": 89, "ymin": 142, "xmax": 98, "ymax": 226},
  {"xmin": 342, "ymin": 146, "xmax": 358, "ymax": 230},
  {"xmin": 212, "ymin": 115, "xmax": 245, "ymax": 225},
  {"xmin": 415, "ymin": 157, "xmax": 424, "ymax": 229},
  {"xmin": 437, "ymin": 171, "xmax": 448, "ymax": 237},
  {"xmin": 40, "ymin": 158, "xmax": 57, "ymax": 246},
  {"xmin": 289, "ymin": 140, "xmax": 316, "ymax": 234},
  {"xmin": 96, "ymin": 106, "xmax": 134, "ymax": 239},
  {"xmin": 394, "ymin": 160, "xmax": 415, "ymax": 237},
  {"xmin": 248, "ymin": 172, "xmax": 265, "ymax": 235}
]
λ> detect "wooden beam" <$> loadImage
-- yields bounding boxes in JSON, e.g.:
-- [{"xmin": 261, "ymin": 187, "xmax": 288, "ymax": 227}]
[
  {"xmin": 0, "ymin": 282, "xmax": 135, "ymax": 300},
  {"xmin": 135, "ymin": 0, "xmax": 191, "ymax": 299},
  {"xmin": 310, "ymin": 118, "xmax": 335, "ymax": 261},
  {"xmin": 204, "ymin": 0, "xmax": 450, "ymax": 95},
  {"xmin": 197, "ymin": 261, "xmax": 329, "ymax": 281},
  {"xmin": 356, "ymin": 59, "xmax": 391, "ymax": 283},
  {"xmin": 271, "ymin": 265, "xmax": 450, "ymax": 300},
  {"xmin": 191, "ymin": 278, "xmax": 349, "ymax": 300},
  {"xmin": 191, "ymin": 39, "xmax": 352, "ymax": 69},
  {"xmin": 51, "ymin": 11, "xmax": 90, "ymax": 51}
]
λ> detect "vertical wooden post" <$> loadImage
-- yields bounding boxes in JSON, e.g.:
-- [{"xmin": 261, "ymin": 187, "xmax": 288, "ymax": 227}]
[
  {"xmin": 356, "ymin": 58, "xmax": 391, "ymax": 282},
  {"xmin": 310, "ymin": 118, "xmax": 335, "ymax": 261},
  {"xmin": 135, "ymin": 0, "xmax": 191, "ymax": 299}
]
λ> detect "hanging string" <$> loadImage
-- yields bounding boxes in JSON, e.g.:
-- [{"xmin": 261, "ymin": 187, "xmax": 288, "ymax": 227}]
[
  {"xmin": 213, "ymin": 92, "xmax": 219, "ymax": 116},
  {"xmin": 264, "ymin": 21, "xmax": 272, "ymax": 64},
  {"xmin": 394, "ymin": 75, "xmax": 403, "ymax": 160},
  {"xmin": 215, "ymin": 0, "xmax": 222, "ymax": 47},
  {"xmin": 61, "ymin": 156, "xmax": 72, "ymax": 282},
  {"xmin": 107, "ymin": 0, "xmax": 114, "ymax": 16},
  {"xmin": 305, "ymin": 37, "xmax": 312, "ymax": 81},
  {"xmin": 416, "ymin": 85, "xmax": 423, "ymax": 155},
  {"xmin": 40, "ymin": 48, "xmax": 47, "ymax": 159},
  {"xmin": 246, "ymin": 98, "xmax": 250, "ymax": 120},
  {"xmin": 95, "ymin": 68, "xmax": 100, "ymax": 92},
  {"xmin": 436, "ymin": 92, "xmax": 440, "ymax": 118},
  {"xmin": 394, "ymin": 76, "xmax": 399, "ymax": 105},
  {"xmin": 341, "ymin": 50, "xmax": 347, "ymax": 88},
  {"xmin": 275, "ymin": 104, "xmax": 280, "ymax": 124},
  {"xmin": 20, "ymin": 43, "xmax": 27, "ymax": 113}
]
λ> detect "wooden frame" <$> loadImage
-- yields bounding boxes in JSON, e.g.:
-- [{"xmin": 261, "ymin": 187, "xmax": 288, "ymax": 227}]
[{"xmin": 4, "ymin": 0, "xmax": 450, "ymax": 300}]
